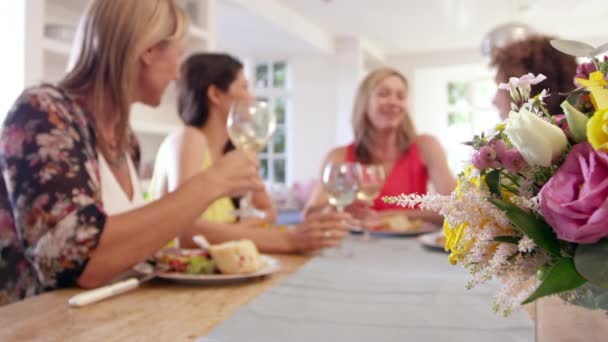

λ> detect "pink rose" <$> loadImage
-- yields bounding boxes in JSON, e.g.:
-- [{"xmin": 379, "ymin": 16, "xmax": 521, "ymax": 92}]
[{"xmin": 539, "ymin": 142, "xmax": 608, "ymax": 243}]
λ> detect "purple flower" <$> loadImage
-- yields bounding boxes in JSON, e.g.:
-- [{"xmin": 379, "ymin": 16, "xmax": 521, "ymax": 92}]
[
  {"xmin": 490, "ymin": 139, "xmax": 508, "ymax": 159},
  {"xmin": 501, "ymin": 149, "xmax": 526, "ymax": 173},
  {"xmin": 539, "ymin": 142, "xmax": 608, "ymax": 243},
  {"xmin": 472, "ymin": 146, "xmax": 499, "ymax": 170}
]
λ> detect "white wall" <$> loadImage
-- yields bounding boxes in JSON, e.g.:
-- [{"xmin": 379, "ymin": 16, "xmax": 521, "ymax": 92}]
[
  {"xmin": 0, "ymin": 1, "xmax": 41, "ymax": 120},
  {"xmin": 289, "ymin": 55, "xmax": 338, "ymax": 184},
  {"xmin": 387, "ymin": 49, "xmax": 488, "ymax": 131},
  {"xmin": 334, "ymin": 38, "xmax": 363, "ymax": 146}
]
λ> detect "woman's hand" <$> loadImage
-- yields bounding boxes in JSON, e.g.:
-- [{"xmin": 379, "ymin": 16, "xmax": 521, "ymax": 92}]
[
  {"xmin": 206, "ymin": 150, "xmax": 264, "ymax": 197},
  {"xmin": 287, "ymin": 208, "xmax": 354, "ymax": 253}
]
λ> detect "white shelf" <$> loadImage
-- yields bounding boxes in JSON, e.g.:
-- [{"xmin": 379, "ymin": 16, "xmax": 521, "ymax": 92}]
[
  {"xmin": 43, "ymin": 37, "xmax": 71, "ymax": 57},
  {"xmin": 131, "ymin": 121, "xmax": 180, "ymax": 136}
]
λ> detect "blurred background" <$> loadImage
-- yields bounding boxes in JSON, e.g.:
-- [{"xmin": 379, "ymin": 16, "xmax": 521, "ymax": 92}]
[{"xmin": 1, "ymin": 0, "xmax": 607, "ymax": 208}]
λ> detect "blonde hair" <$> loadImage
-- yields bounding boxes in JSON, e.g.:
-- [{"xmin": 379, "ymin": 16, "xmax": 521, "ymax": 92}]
[
  {"xmin": 60, "ymin": 0, "xmax": 188, "ymax": 164},
  {"xmin": 352, "ymin": 67, "xmax": 416, "ymax": 163}
]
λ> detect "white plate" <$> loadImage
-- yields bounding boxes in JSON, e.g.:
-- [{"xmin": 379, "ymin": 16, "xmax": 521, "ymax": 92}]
[
  {"xmin": 417, "ymin": 230, "xmax": 447, "ymax": 251},
  {"xmin": 156, "ymin": 255, "xmax": 280, "ymax": 285},
  {"xmin": 369, "ymin": 222, "xmax": 438, "ymax": 238}
]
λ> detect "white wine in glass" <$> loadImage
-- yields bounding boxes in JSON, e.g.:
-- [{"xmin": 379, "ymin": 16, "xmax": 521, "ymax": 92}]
[
  {"xmin": 356, "ymin": 183, "xmax": 383, "ymax": 202},
  {"xmin": 355, "ymin": 164, "xmax": 386, "ymax": 240},
  {"xmin": 227, "ymin": 100, "xmax": 277, "ymax": 219}
]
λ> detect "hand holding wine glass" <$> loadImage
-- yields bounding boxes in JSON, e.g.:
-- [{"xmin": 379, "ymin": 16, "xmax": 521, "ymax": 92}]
[{"xmin": 226, "ymin": 100, "xmax": 277, "ymax": 219}]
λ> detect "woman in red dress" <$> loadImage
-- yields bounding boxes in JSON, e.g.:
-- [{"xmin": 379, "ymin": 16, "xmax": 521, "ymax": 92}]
[{"xmin": 305, "ymin": 67, "xmax": 456, "ymax": 228}]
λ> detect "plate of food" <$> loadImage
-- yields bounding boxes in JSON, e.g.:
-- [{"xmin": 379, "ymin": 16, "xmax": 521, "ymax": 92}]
[
  {"xmin": 369, "ymin": 215, "xmax": 438, "ymax": 237},
  {"xmin": 153, "ymin": 239, "xmax": 280, "ymax": 284},
  {"xmin": 416, "ymin": 230, "xmax": 447, "ymax": 251}
]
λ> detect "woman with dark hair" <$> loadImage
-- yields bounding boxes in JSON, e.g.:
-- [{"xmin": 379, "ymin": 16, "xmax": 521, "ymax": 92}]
[
  {"xmin": 491, "ymin": 35, "xmax": 578, "ymax": 119},
  {"xmin": 151, "ymin": 53, "xmax": 352, "ymax": 253},
  {"xmin": 152, "ymin": 53, "xmax": 272, "ymax": 227}
]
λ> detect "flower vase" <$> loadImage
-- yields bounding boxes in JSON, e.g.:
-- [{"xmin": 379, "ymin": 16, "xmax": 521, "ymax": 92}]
[{"xmin": 535, "ymin": 284, "xmax": 608, "ymax": 342}]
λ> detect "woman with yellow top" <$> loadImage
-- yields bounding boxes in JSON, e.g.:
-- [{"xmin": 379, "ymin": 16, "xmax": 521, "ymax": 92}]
[{"xmin": 151, "ymin": 53, "xmax": 353, "ymax": 253}]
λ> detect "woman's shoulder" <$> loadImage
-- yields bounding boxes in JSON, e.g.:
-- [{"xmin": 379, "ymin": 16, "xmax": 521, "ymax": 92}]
[
  {"xmin": 412, "ymin": 134, "xmax": 443, "ymax": 150},
  {"xmin": 158, "ymin": 126, "xmax": 208, "ymax": 159},
  {"xmin": 325, "ymin": 145, "xmax": 349, "ymax": 162},
  {"xmin": 19, "ymin": 84, "xmax": 68, "ymax": 102},
  {"xmin": 412, "ymin": 134, "xmax": 446, "ymax": 162},
  {"xmin": 413, "ymin": 133, "xmax": 439, "ymax": 144},
  {"xmin": 5, "ymin": 84, "xmax": 83, "ymax": 127},
  {"xmin": 166, "ymin": 126, "xmax": 207, "ymax": 147}
]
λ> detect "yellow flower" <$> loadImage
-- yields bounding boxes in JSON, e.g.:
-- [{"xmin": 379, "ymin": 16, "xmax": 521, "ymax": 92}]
[
  {"xmin": 443, "ymin": 165, "xmax": 518, "ymax": 264},
  {"xmin": 587, "ymin": 109, "xmax": 608, "ymax": 151},
  {"xmin": 444, "ymin": 221, "xmax": 471, "ymax": 265},
  {"xmin": 443, "ymin": 166, "xmax": 482, "ymax": 264},
  {"xmin": 494, "ymin": 123, "xmax": 506, "ymax": 132},
  {"xmin": 576, "ymin": 71, "xmax": 608, "ymax": 110}
]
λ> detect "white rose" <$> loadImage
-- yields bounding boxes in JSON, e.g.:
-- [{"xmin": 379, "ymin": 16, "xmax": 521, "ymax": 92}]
[{"xmin": 504, "ymin": 108, "xmax": 568, "ymax": 167}]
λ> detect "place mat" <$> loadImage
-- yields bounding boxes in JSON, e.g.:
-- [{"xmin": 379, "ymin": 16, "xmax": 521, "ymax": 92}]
[{"xmin": 203, "ymin": 238, "xmax": 534, "ymax": 342}]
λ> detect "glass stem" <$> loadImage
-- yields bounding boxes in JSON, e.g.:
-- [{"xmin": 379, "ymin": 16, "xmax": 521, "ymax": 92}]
[
  {"xmin": 240, "ymin": 191, "xmax": 253, "ymax": 211},
  {"xmin": 362, "ymin": 201, "xmax": 373, "ymax": 242}
]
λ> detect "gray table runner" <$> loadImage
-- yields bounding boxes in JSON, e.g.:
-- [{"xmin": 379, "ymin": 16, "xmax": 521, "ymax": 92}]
[{"xmin": 204, "ymin": 237, "xmax": 534, "ymax": 342}]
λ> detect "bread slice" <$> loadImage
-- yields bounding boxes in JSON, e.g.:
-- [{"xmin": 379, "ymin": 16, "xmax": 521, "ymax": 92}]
[{"xmin": 208, "ymin": 240, "xmax": 261, "ymax": 274}]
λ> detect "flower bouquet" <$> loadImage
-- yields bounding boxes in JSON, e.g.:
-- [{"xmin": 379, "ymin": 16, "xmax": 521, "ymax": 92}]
[{"xmin": 385, "ymin": 40, "xmax": 608, "ymax": 315}]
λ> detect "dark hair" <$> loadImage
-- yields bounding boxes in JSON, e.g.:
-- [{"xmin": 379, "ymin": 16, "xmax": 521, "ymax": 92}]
[
  {"xmin": 490, "ymin": 35, "xmax": 577, "ymax": 115},
  {"xmin": 177, "ymin": 53, "xmax": 243, "ymax": 127}
]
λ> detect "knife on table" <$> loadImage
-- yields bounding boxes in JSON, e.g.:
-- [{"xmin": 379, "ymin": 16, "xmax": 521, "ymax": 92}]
[{"xmin": 67, "ymin": 263, "xmax": 156, "ymax": 307}]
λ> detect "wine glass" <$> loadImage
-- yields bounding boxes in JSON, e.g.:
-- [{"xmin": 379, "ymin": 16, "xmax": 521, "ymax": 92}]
[
  {"xmin": 355, "ymin": 164, "xmax": 386, "ymax": 240},
  {"xmin": 321, "ymin": 162, "xmax": 359, "ymax": 257},
  {"xmin": 322, "ymin": 162, "xmax": 359, "ymax": 213},
  {"xmin": 227, "ymin": 100, "xmax": 277, "ymax": 219}
]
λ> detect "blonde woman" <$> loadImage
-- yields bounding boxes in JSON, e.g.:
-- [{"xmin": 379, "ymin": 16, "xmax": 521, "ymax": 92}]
[
  {"xmin": 305, "ymin": 67, "xmax": 456, "ymax": 227},
  {"xmin": 151, "ymin": 53, "xmax": 351, "ymax": 253},
  {"xmin": 0, "ymin": 0, "xmax": 262, "ymax": 306}
]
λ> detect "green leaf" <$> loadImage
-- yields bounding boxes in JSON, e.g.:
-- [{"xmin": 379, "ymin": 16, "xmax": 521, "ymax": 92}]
[
  {"xmin": 522, "ymin": 258, "xmax": 587, "ymax": 304},
  {"xmin": 487, "ymin": 197, "xmax": 561, "ymax": 256},
  {"xmin": 561, "ymin": 100, "xmax": 589, "ymax": 143},
  {"xmin": 574, "ymin": 238, "xmax": 608, "ymax": 288},
  {"xmin": 485, "ymin": 169, "xmax": 502, "ymax": 198},
  {"xmin": 493, "ymin": 236, "xmax": 521, "ymax": 244}
]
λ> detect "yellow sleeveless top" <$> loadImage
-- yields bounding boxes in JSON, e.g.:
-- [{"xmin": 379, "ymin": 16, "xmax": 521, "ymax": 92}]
[{"xmin": 199, "ymin": 148, "xmax": 237, "ymax": 224}]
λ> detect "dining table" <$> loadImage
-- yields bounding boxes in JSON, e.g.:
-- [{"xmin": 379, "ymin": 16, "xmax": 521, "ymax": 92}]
[
  {"xmin": 0, "ymin": 254, "xmax": 308, "ymax": 341},
  {"xmin": 0, "ymin": 235, "xmax": 537, "ymax": 342}
]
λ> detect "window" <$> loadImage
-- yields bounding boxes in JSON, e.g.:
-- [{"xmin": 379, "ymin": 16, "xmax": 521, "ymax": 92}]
[
  {"xmin": 446, "ymin": 78, "xmax": 497, "ymax": 173},
  {"xmin": 253, "ymin": 61, "xmax": 289, "ymax": 184}
]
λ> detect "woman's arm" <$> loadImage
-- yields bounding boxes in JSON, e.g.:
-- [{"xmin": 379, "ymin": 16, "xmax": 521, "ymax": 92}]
[
  {"xmin": 249, "ymin": 185, "xmax": 276, "ymax": 224},
  {"xmin": 80, "ymin": 162, "xmax": 260, "ymax": 287},
  {"xmin": 416, "ymin": 134, "xmax": 457, "ymax": 195},
  {"xmin": 160, "ymin": 128, "xmax": 284, "ymax": 250}
]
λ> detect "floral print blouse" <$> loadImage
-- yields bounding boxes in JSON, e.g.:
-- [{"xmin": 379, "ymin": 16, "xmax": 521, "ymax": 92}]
[{"xmin": 0, "ymin": 85, "xmax": 139, "ymax": 306}]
